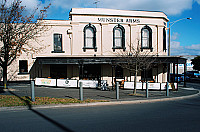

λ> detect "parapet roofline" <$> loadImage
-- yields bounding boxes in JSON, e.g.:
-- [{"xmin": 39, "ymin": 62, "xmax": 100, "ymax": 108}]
[{"xmin": 70, "ymin": 8, "xmax": 169, "ymax": 22}]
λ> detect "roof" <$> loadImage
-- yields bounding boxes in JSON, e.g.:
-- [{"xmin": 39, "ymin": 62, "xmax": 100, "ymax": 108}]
[{"xmin": 69, "ymin": 8, "xmax": 169, "ymax": 22}]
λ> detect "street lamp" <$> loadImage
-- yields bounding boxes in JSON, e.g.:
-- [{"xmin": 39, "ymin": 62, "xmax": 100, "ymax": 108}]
[{"xmin": 168, "ymin": 17, "xmax": 192, "ymax": 56}]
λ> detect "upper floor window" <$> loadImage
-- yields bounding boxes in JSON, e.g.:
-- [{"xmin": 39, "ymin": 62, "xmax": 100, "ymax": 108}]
[
  {"xmin": 163, "ymin": 27, "xmax": 167, "ymax": 52},
  {"xmin": 141, "ymin": 25, "xmax": 152, "ymax": 52},
  {"xmin": 83, "ymin": 23, "xmax": 97, "ymax": 52},
  {"xmin": 52, "ymin": 33, "xmax": 64, "ymax": 53},
  {"xmin": 113, "ymin": 24, "xmax": 125, "ymax": 51}
]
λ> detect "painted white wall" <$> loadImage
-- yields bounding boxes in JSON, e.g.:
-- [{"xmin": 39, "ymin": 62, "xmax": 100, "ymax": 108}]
[{"xmin": 3, "ymin": 8, "xmax": 168, "ymax": 81}]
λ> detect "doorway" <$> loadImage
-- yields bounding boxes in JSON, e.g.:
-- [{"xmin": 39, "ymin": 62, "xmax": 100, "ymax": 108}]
[
  {"xmin": 82, "ymin": 64, "xmax": 101, "ymax": 83},
  {"xmin": 50, "ymin": 64, "xmax": 67, "ymax": 79}
]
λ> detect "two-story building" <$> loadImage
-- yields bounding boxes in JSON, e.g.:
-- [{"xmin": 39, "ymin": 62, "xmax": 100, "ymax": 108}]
[{"xmin": 5, "ymin": 8, "xmax": 186, "ymax": 87}]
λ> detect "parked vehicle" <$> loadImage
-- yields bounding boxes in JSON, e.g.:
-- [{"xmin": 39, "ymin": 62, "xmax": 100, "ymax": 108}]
[
  {"xmin": 181, "ymin": 74, "xmax": 190, "ymax": 81},
  {"xmin": 183, "ymin": 71, "xmax": 200, "ymax": 78},
  {"xmin": 170, "ymin": 74, "xmax": 189, "ymax": 82}
]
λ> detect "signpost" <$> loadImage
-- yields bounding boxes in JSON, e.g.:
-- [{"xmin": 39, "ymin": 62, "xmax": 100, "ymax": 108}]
[
  {"xmin": 79, "ymin": 82, "xmax": 83, "ymax": 101},
  {"xmin": 31, "ymin": 81, "xmax": 35, "ymax": 102}
]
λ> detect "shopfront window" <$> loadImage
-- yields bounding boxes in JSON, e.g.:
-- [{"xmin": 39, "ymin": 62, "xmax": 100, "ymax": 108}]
[
  {"xmin": 115, "ymin": 66, "xmax": 123, "ymax": 79},
  {"xmin": 50, "ymin": 65, "xmax": 67, "ymax": 79}
]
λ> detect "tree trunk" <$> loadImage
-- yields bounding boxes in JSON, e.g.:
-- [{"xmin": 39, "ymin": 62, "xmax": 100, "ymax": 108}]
[{"xmin": 3, "ymin": 63, "xmax": 7, "ymax": 89}]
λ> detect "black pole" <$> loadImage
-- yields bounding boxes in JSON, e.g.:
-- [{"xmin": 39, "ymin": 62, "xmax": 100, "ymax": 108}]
[
  {"xmin": 173, "ymin": 63, "xmax": 175, "ymax": 83},
  {"xmin": 176, "ymin": 60, "xmax": 179, "ymax": 90},
  {"xmin": 184, "ymin": 63, "xmax": 186, "ymax": 87},
  {"xmin": 112, "ymin": 65, "xmax": 114, "ymax": 90}
]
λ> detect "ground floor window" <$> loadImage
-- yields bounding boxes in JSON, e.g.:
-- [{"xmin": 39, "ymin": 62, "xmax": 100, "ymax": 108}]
[
  {"xmin": 115, "ymin": 66, "xmax": 123, "ymax": 79},
  {"xmin": 19, "ymin": 60, "xmax": 28, "ymax": 73},
  {"xmin": 50, "ymin": 65, "xmax": 67, "ymax": 79},
  {"xmin": 141, "ymin": 68, "xmax": 153, "ymax": 82},
  {"xmin": 82, "ymin": 64, "xmax": 101, "ymax": 80}
]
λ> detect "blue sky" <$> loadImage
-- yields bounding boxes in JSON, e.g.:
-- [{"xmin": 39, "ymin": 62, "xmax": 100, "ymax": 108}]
[{"xmin": 22, "ymin": 0, "xmax": 200, "ymax": 55}]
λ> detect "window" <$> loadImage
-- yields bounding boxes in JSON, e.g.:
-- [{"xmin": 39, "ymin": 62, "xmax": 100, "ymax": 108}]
[
  {"xmin": 113, "ymin": 24, "xmax": 125, "ymax": 51},
  {"xmin": 52, "ymin": 33, "xmax": 64, "ymax": 53},
  {"xmin": 141, "ymin": 25, "xmax": 152, "ymax": 51},
  {"xmin": 115, "ymin": 66, "xmax": 123, "ymax": 79},
  {"xmin": 50, "ymin": 65, "xmax": 67, "ymax": 79},
  {"xmin": 19, "ymin": 60, "xmax": 28, "ymax": 74},
  {"xmin": 83, "ymin": 23, "xmax": 97, "ymax": 52},
  {"xmin": 163, "ymin": 27, "xmax": 167, "ymax": 52}
]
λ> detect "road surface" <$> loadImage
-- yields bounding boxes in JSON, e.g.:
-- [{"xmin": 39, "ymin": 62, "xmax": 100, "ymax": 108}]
[{"xmin": 0, "ymin": 82, "xmax": 199, "ymax": 132}]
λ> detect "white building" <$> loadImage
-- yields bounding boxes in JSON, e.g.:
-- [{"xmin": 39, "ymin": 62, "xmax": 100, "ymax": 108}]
[
  {"xmin": 4, "ymin": 8, "xmax": 186, "ymax": 86},
  {"xmin": 170, "ymin": 55, "xmax": 197, "ymax": 74}
]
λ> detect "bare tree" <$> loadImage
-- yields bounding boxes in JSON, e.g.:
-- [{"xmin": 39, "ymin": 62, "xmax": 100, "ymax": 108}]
[
  {"xmin": 117, "ymin": 39, "xmax": 157, "ymax": 94},
  {"xmin": 0, "ymin": 0, "xmax": 50, "ymax": 90}
]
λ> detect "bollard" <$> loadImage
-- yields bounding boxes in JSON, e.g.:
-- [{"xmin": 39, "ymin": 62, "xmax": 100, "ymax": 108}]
[
  {"xmin": 146, "ymin": 82, "xmax": 148, "ymax": 98},
  {"xmin": 79, "ymin": 82, "xmax": 83, "ymax": 101},
  {"xmin": 166, "ymin": 82, "xmax": 169, "ymax": 97},
  {"xmin": 31, "ymin": 81, "xmax": 35, "ymax": 102},
  {"xmin": 116, "ymin": 82, "xmax": 119, "ymax": 100}
]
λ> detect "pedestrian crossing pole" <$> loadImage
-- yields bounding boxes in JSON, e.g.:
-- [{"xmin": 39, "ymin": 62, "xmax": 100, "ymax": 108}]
[
  {"xmin": 116, "ymin": 82, "xmax": 119, "ymax": 100},
  {"xmin": 79, "ymin": 82, "xmax": 83, "ymax": 101},
  {"xmin": 166, "ymin": 82, "xmax": 169, "ymax": 97},
  {"xmin": 31, "ymin": 81, "xmax": 35, "ymax": 102},
  {"xmin": 146, "ymin": 82, "xmax": 149, "ymax": 98}
]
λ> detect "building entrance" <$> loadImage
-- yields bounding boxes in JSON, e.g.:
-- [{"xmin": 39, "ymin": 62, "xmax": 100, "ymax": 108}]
[
  {"xmin": 141, "ymin": 68, "xmax": 153, "ymax": 82},
  {"xmin": 50, "ymin": 64, "xmax": 67, "ymax": 79}
]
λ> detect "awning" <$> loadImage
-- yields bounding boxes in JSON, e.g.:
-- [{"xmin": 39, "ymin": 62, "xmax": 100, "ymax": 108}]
[{"xmin": 36, "ymin": 56, "xmax": 186, "ymax": 65}]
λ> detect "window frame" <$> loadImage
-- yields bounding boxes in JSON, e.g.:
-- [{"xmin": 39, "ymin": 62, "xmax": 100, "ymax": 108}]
[
  {"xmin": 19, "ymin": 60, "xmax": 28, "ymax": 74},
  {"xmin": 83, "ymin": 23, "xmax": 97, "ymax": 52},
  {"xmin": 141, "ymin": 25, "xmax": 153, "ymax": 52},
  {"xmin": 113, "ymin": 24, "xmax": 125, "ymax": 52},
  {"xmin": 115, "ymin": 66, "xmax": 124, "ymax": 79},
  {"xmin": 163, "ymin": 27, "xmax": 167, "ymax": 52},
  {"xmin": 52, "ymin": 33, "xmax": 64, "ymax": 53}
]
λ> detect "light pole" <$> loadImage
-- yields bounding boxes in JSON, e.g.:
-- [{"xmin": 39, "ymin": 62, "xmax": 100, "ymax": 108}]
[
  {"xmin": 93, "ymin": 0, "xmax": 100, "ymax": 8},
  {"xmin": 168, "ymin": 17, "xmax": 192, "ymax": 56}
]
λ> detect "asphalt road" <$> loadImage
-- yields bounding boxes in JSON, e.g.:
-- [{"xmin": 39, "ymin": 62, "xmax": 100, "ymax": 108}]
[{"xmin": 0, "ymin": 82, "xmax": 199, "ymax": 132}]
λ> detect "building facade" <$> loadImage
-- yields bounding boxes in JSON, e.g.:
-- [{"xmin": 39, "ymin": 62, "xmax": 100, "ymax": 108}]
[{"xmin": 3, "ymin": 8, "xmax": 186, "ymax": 86}]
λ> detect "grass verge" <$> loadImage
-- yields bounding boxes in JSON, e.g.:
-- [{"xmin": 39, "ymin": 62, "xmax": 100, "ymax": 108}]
[{"xmin": 0, "ymin": 95, "xmax": 109, "ymax": 107}]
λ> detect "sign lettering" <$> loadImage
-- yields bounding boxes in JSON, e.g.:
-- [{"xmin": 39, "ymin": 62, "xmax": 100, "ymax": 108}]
[{"xmin": 98, "ymin": 17, "xmax": 140, "ymax": 23}]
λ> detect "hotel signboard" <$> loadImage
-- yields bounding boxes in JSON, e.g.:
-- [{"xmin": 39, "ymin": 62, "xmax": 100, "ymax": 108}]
[
  {"xmin": 72, "ymin": 15, "xmax": 165, "ymax": 25},
  {"xmin": 97, "ymin": 17, "xmax": 140, "ymax": 23}
]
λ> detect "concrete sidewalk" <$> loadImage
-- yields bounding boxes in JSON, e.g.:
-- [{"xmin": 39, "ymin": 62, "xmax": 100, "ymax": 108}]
[
  {"xmin": 1, "ymin": 83, "xmax": 199, "ymax": 102},
  {"xmin": 0, "ymin": 82, "xmax": 199, "ymax": 111}
]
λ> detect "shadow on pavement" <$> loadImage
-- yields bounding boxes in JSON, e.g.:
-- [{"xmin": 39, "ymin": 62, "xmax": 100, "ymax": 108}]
[
  {"xmin": 0, "ymin": 88, "xmax": 5, "ymax": 93},
  {"xmin": 97, "ymin": 95, "xmax": 115, "ymax": 99},
  {"xmin": 8, "ymin": 90, "xmax": 74, "ymax": 132}
]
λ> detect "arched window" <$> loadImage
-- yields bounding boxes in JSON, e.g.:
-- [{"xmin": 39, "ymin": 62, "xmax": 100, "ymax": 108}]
[
  {"xmin": 83, "ymin": 23, "xmax": 97, "ymax": 52},
  {"xmin": 113, "ymin": 24, "xmax": 125, "ymax": 51},
  {"xmin": 163, "ymin": 27, "xmax": 167, "ymax": 52},
  {"xmin": 141, "ymin": 25, "xmax": 152, "ymax": 51}
]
